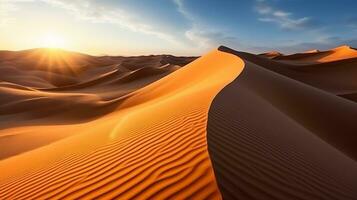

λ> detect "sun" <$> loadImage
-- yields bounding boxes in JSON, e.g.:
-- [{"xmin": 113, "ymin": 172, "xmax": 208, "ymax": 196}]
[{"xmin": 41, "ymin": 33, "xmax": 66, "ymax": 49}]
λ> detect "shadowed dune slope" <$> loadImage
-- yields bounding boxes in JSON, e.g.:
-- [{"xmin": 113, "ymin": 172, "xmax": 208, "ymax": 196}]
[
  {"xmin": 340, "ymin": 92, "xmax": 357, "ymax": 103},
  {"xmin": 241, "ymin": 48, "xmax": 357, "ymax": 97},
  {"xmin": 0, "ymin": 49, "xmax": 244, "ymax": 199},
  {"xmin": 207, "ymin": 46, "xmax": 357, "ymax": 200}
]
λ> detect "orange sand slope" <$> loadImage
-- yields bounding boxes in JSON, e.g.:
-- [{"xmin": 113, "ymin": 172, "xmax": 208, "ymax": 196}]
[
  {"xmin": 0, "ymin": 50, "xmax": 244, "ymax": 199},
  {"xmin": 0, "ymin": 49, "xmax": 195, "ymax": 159}
]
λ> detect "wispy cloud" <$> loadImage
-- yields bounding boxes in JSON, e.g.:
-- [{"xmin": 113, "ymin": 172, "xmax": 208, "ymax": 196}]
[
  {"xmin": 255, "ymin": 0, "xmax": 315, "ymax": 30},
  {"xmin": 255, "ymin": 2, "xmax": 273, "ymax": 15},
  {"xmin": 173, "ymin": 0, "xmax": 238, "ymax": 52},
  {"xmin": 250, "ymin": 35, "xmax": 357, "ymax": 54},
  {"xmin": 0, "ymin": 2, "xmax": 14, "ymax": 27},
  {"xmin": 2, "ymin": 0, "xmax": 181, "ymax": 46},
  {"xmin": 185, "ymin": 26, "xmax": 238, "ymax": 48},
  {"xmin": 42, "ymin": 0, "xmax": 180, "ymax": 45},
  {"xmin": 0, "ymin": 0, "xmax": 33, "ymax": 27}
]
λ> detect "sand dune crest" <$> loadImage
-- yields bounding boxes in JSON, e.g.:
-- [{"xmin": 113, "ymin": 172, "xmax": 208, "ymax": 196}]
[{"xmin": 0, "ymin": 49, "xmax": 244, "ymax": 199}]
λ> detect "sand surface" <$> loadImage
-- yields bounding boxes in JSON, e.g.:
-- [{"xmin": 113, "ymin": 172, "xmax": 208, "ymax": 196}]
[
  {"xmin": 254, "ymin": 46, "xmax": 357, "ymax": 96},
  {"xmin": 207, "ymin": 46, "xmax": 357, "ymax": 199},
  {"xmin": 0, "ymin": 49, "xmax": 243, "ymax": 199},
  {"xmin": 1, "ymin": 46, "xmax": 357, "ymax": 199},
  {"xmin": 272, "ymin": 45, "xmax": 357, "ymax": 64},
  {"xmin": 0, "ymin": 49, "xmax": 195, "ymax": 158}
]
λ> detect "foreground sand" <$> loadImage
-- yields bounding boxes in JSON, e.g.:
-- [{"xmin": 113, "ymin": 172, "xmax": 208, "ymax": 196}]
[{"xmin": 0, "ymin": 50, "xmax": 244, "ymax": 199}]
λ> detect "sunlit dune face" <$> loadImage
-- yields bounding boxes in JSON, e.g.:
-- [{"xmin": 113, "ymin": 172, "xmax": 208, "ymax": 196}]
[{"xmin": 41, "ymin": 33, "xmax": 66, "ymax": 49}]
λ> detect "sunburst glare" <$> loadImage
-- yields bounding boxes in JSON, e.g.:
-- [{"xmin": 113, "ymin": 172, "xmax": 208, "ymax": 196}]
[{"xmin": 41, "ymin": 33, "xmax": 66, "ymax": 49}]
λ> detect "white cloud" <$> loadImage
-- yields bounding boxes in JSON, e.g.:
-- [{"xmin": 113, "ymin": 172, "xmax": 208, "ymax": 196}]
[
  {"xmin": 42, "ymin": 0, "xmax": 180, "ymax": 45},
  {"xmin": 1, "ymin": 0, "xmax": 181, "ymax": 46},
  {"xmin": 173, "ymin": 0, "xmax": 237, "ymax": 52},
  {"xmin": 258, "ymin": 16, "xmax": 312, "ymax": 30},
  {"xmin": 173, "ymin": 0, "xmax": 194, "ymax": 21},
  {"xmin": 255, "ymin": 0, "xmax": 313, "ymax": 30},
  {"xmin": 273, "ymin": 11, "xmax": 290, "ymax": 17},
  {"xmin": 185, "ymin": 26, "xmax": 237, "ymax": 49},
  {"xmin": 255, "ymin": 4, "xmax": 272, "ymax": 14}
]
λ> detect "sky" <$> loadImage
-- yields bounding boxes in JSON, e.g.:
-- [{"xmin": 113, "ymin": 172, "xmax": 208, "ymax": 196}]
[{"xmin": 1, "ymin": 0, "xmax": 357, "ymax": 55}]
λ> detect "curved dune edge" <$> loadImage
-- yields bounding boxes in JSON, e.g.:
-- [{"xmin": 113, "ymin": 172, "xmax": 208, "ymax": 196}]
[
  {"xmin": 207, "ymin": 47, "xmax": 357, "ymax": 199},
  {"xmin": 0, "ymin": 49, "xmax": 244, "ymax": 199}
]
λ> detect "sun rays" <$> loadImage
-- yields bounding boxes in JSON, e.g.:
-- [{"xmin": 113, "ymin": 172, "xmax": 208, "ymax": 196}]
[{"xmin": 24, "ymin": 48, "xmax": 84, "ymax": 76}]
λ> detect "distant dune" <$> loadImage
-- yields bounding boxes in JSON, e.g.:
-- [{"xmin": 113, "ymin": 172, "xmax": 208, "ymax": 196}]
[
  {"xmin": 1, "ymin": 46, "xmax": 357, "ymax": 199},
  {"xmin": 258, "ymin": 51, "xmax": 283, "ymax": 59},
  {"xmin": 255, "ymin": 46, "xmax": 357, "ymax": 96},
  {"xmin": 271, "ymin": 45, "xmax": 357, "ymax": 64},
  {"xmin": 0, "ymin": 49, "xmax": 196, "ymax": 159}
]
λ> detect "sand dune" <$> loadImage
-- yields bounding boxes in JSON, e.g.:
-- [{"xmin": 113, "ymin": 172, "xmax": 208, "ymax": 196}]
[
  {"xmin": 0, "ymin": 49, "xmax": 196, "ymax": 88},
  {"xmin": 0, "ymin": 49, "xmax": 195, "ymax": 159},
  {"xmin": 1, "ymin": 45, "xmax": 356, "ymax": 199},
  {"xmin": 240, "ymin": 47, "xmax": 357, "ymax": 97},
  {"xmin": 0, "ymin": 50, "xmax": 194, "ymax": 125},
  {"xmin": 340, "ymin": 92, "xmax": 357, "ymax": 103},
  {"xmin": 304, "ymin": 49, "xmax": 319, "ymax": 53},
  {"xmin": 207, "ymin": 46, "xmax": 357, "ymax": 199},
  {"xmin": 273, "ymin": 45, "xmax": 357, "ymax": 64},
  {"xmin": 0, "ymin": 49, "xmax": 244, "ymax": 199},
  {"xmin": 258, "ymin": 51, "xmax": 283, "ymax": 59}
]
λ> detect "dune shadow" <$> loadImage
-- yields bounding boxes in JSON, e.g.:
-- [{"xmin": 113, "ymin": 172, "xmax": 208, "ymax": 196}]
[{"xmin": 206, "ymin": 46, "xmax": 357, "ymax": 199}]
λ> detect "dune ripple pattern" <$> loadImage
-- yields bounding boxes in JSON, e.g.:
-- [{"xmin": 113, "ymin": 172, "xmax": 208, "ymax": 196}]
[{"xmin": 0, "ymin": 49, "xmax": 244, "ymax": 199}]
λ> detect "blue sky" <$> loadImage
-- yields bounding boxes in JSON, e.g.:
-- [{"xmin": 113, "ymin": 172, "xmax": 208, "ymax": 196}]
[{"xmin": 1, "ymin": 0, "xmax": 357, "ymax": 55}]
